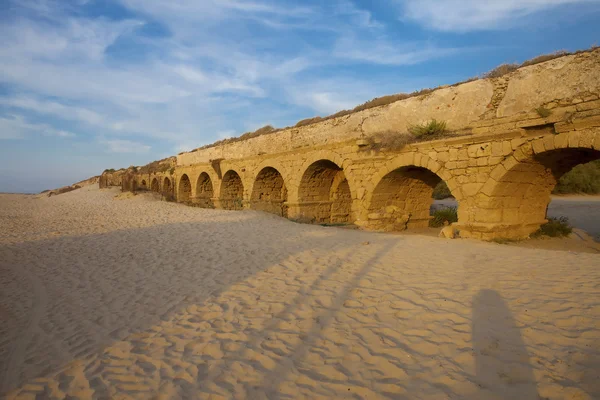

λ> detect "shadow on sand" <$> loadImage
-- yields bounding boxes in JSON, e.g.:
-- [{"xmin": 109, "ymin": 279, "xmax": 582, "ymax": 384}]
[{"xmin": 472, "ymin": 289, "xmax": 539, "ymax": 399}]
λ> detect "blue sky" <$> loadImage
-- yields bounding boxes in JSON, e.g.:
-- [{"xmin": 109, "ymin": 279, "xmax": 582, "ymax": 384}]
[{"xmin": 1, "ymin": 0, "xmax": 599, "ymax": 193}]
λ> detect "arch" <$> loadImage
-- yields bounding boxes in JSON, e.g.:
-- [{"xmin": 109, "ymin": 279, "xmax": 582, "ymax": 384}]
[
  {"xmin": 141, "ymin": 179, "xmax": 147, "ymax": 189},
  {"xmin": 476, "ymin": 134, "xmax": 600, "ymax": 238},
  {"xmin": 362, "ymin": 153, "xmax": 459, "ymax": 231},
  {"xmin": 151, "ymin": 178, "xmax": 160, "ymax": 192},
  {"xmin": 178, "ymin": 174, "xmax": 192, "ymax": 202},
  {"xmin": 220, "ymin": 170, "xmax": 244, "ymax": 210},
  {"xmin": 367, "ymin": 165, "xmax": 447, "ymax": 231},
  {"xmin": 195, "ymin": 172, "xmax": 214, "ymax": 208},
  {"xmin": 163, "ymin": 177, "xmax": 172, "ymax": 194},
  {"xmin": 297, "ymin": 159, "xmax": 352, "ymax": 224},
  {"xmin": 250, "ymin": 167, "xmax": 288, "ymax": 217}
]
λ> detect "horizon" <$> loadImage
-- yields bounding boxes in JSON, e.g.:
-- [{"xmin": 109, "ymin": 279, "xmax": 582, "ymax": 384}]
[{"xmin": 2, "ymin": 0, "xmax": 600, "ymax": 193}]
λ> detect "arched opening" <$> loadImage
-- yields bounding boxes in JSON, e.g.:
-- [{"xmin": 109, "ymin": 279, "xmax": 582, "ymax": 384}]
[
  {"xmin": 367, "ymin": 166, "xmax": 449, "ymax": 231},
  {"xmin": 141, "ymin": 180, "xmax": 147, "ymax": 189},
  {"xmin": 298, "ymin": 160, "xmax": 352, "ymax": 224},
  {"xmin": 151, "ymin": 178, "xmax": 160, "ymax": 192},
  {"xmin": 485, "ymin": 147, "xmax": 600, "ymax": 239},
  {"xmin": 163, "ymin": 177, "xmax": 172, "ymax": 194},
  {"xmin": 250, "ymin": 167, "xmax": 288, "ymax": 217},
  {"xmin": 178, "ymin": 174, "xmax": 191, "ymax": 202},
  {"xmin": 220, "ymin": 170, "xmax": 244, "ymax": 210},
  {"xmin": 195, "ymin": 172, "xmax": 214, "ymax": 208}
]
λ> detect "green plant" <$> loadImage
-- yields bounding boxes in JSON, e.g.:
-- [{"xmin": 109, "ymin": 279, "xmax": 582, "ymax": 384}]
[
  {"xmin": 553, "ymin": 160, "xmax": 600, "ymax": 194},
  {"xmin": 535, "ymin": 106, "xmax": 552, "ymax": 118},
  {"xmin": 409, "ymin": 119, "xmax": 447, "ymax": 138},
  {"xmin": 432, "ymin": 181, "xmax": 453, "ymax": 200},
  {"xmin": 531, "ymin": 217, "xmax": 572, "ymax": 238},
  {"xmin": 429, "ymin": 207, "xmax": 458, "ymax": 228},
  {"xmin": 169, "ymin": 167, "xmax": 175, "ymax": 175}
]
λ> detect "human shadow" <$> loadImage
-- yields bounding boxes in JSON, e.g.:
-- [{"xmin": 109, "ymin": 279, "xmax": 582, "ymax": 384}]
[{"xmin": 472, "ymin": 289, "xmax": 539, "ymax": 399}]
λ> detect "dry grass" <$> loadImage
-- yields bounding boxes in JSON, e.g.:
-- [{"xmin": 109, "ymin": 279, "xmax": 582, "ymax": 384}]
[
  {"xmin": 365, "ymin": 131, "xmax": 417, "ymax": 152},
  {"xmin": 170, "ymin": 47, "xmax": 597, "ymax": 154}
]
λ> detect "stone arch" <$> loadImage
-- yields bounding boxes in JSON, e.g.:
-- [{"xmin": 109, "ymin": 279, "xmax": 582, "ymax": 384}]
[
  {"xmin": 178, "ymin": 174, "xmax": 192, "ymax": 202},
  {"xmin": 151, "ymin": 178, "xmax": 160, "ymax": 192},
  {"xmin": 475, "ymin": 131, "xmax": 600, "ymax": 239},
  {"xmin": 297, "ymin": 159, "xmax": 353, "ymax": 224},
  {"xmin": 195, "ymin": 172, "xmax": 214, "ymax": 208},
  {"xmin": 141, "ymin": 179, "xmax": 147, "ymax": 189},
  {"xmin": 220, "ymin": 170, "xmax": 244, "ymax": 210},
  {"xmin": 163, "ymin": 177, "xmax": 172, "ymax": 195},
  {"xmin": 250, "ymin": 167, "xmax": 288, "ymax": 217},
  {"xmin": 362, "ymin": 153, "xmax": 458, "ymax": 231}
]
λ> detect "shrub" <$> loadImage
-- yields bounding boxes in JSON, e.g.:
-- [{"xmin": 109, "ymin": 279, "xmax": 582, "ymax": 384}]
[
  {"xmin": 432, "ymin": 181, "xmax": 453, "ymax": 199},
  {"xmin": 295, "ymin": 116, "xmax": 323, "ymax": 127},
  {"xmin": 409, "ymin": 119, "xmax": 447, "ymax": 138},
  {"xmin": 366, "ymin": 130, "xmax": 416, "ymax": 152},
  {"xmin": 553, "ymin": 160, "xmax": 600, "ymax": 194},
  {"xmin": 535, "ymin": 106, "xmax": 552, "ymax": 118},
  {"xmin": 483, "ymin": 63, "xmax": 519, "ymax": 79},
  {"xmin": 429, "ymin": 207, "xmax": 458, "ymax": 228},
  {"xmin": 531, "ymin": 216, "xmax": 572, "ymax": 238},
  {"xmin": 520, "ymin": 51, "xmax": 569, "ymax": 67},
  {"xmin": 169, "ymin": 167, "xmax": 175, "ymax": 175}
]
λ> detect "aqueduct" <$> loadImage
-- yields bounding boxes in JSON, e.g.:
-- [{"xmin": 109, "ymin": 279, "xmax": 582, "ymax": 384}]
[{"xmin": 109, "ymin": 49, "xmax": 600, "ymax": 240}]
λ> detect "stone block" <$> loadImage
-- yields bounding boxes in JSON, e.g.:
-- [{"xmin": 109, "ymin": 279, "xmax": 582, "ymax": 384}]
[
  {"xmin": 445, "ymin": 161, "xmax": 457, "ymax": 169},
  {"xmin": 554, "ymin": 133, "xmax": 569, "ymax": 149},
  {"xmin": 477, "ymin": 157, "xmax": 488, "ymax": 166},
  {"xmin": 531, "ymin": 139, "xmax": 545, "ymax": 154},
  {"xmin": 488, "ymin": 156, "xmax": 503, "ymax": 165},
  {"xmin": 491, "ymin": 142, "xmax": 503, "ymax": 156},
  {"xmin": 579, "ymin": 130, "xmax": 596, "ymax": 148},
  {"xmin": 567, "ymin": 131, "xmax": 581, "ymax": 148},
  {"xmin": 510, "ymin": 138, "xmax": 525, "ymax": 150},
  {"xmin": 502, "ymin": 141, "xmax": 512, "ymax": 156},
  {"xmin": 490, "ymin": 165, "xmax": 507, "ymax": 181},
  {"xmin": 449, "ymin": 148, "xmax": 459, "ymax": 161},
  {"xmin": 461, "ymin": 182, "xmax": 483, "ymax": 197},
  {"xmin": 542, "ymin": 135, "xmax": 555, "ymax": 151},
  {"xmin": 439, "ymin": 226, "xmax": 456, "ymax": 239},
  {"xmin": 467, "ymin": 144, "xmax": 479, "ymax": 158},
  {"xmin": 437, "ymin": 152, "xmax": 449, "ymax": 162}
]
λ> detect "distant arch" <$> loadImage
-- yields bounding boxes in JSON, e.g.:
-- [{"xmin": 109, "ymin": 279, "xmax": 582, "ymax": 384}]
[
  {"xmin": 178, "ymin": 174, "xmax": 192, "ymax": 202},
  {"xmin": 195, "ymin": 172, "xmax": 214, "ymax": 208},
  {"xmin": 151, "ymin": 178, "xmax": 160, "ymax": 192},
  {"xmin": 141, "ymin": 179, "xmax": 147, "ymax": 189},
  {"xmin": 297, "ymin": 159, "xmax": 352, "ymax": 224},
  {"xmin": 220, "ymin": 170, "xmax": 244, "ymax": 210},
  {"xmin": 163, "ymin": 177, "xmax": 172, "ymax": 197},
  {"xmin": 250, "ymin": 167, "xmax": 288, "ymax": 217}
]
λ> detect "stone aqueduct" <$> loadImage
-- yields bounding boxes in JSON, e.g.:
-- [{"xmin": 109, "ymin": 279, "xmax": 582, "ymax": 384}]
[{"xmin": 123, "ymin": 50, "xmax": 600, "ymax": 240}]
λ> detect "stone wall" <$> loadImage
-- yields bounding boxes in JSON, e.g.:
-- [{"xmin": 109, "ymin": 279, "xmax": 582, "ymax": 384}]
[
  {"xmin": 122, "ymin": 49, "xmax": 600, "ymax": 240},
  {"xmin": 178, "ymin": 49, "xmax": 600, "ymax": 166}
]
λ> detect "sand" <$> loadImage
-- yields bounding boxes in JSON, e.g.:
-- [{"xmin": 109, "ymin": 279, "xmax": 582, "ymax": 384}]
[{"xmin": 1, "ymin": 186, "xmax": 599, "ymax": 399}]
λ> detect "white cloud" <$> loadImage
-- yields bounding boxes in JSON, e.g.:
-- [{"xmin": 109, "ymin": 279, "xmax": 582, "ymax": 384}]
[{"xmin": 399, "ymin": 0, "xmax": 600, "ymax": 32}]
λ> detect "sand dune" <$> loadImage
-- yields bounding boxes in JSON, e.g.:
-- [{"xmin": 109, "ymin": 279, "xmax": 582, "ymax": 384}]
[{"xmin": 1, "ymin": 186, "xmax": 599, "ymax": 399}]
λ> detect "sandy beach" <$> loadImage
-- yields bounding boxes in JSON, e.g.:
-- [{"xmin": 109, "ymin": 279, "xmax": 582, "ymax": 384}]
[{"xmin": 1, "ymin": 186, "xmax": 599, "ymax": 399}]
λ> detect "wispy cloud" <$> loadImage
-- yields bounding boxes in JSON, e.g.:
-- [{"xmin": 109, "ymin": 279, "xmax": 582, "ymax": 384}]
[
  {"xmin": 0, "ymin": 114, "xmax": 77, "ymax": 139},
  {"xmin": 399, "ymin": 0, "xmax": 600, "ymax": 32}
]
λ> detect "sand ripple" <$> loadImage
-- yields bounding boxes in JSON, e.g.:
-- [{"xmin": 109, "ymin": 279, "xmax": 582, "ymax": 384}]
[{"xmin": 1, "ymin": 187, "xmax": 599, "ymax": 399}]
